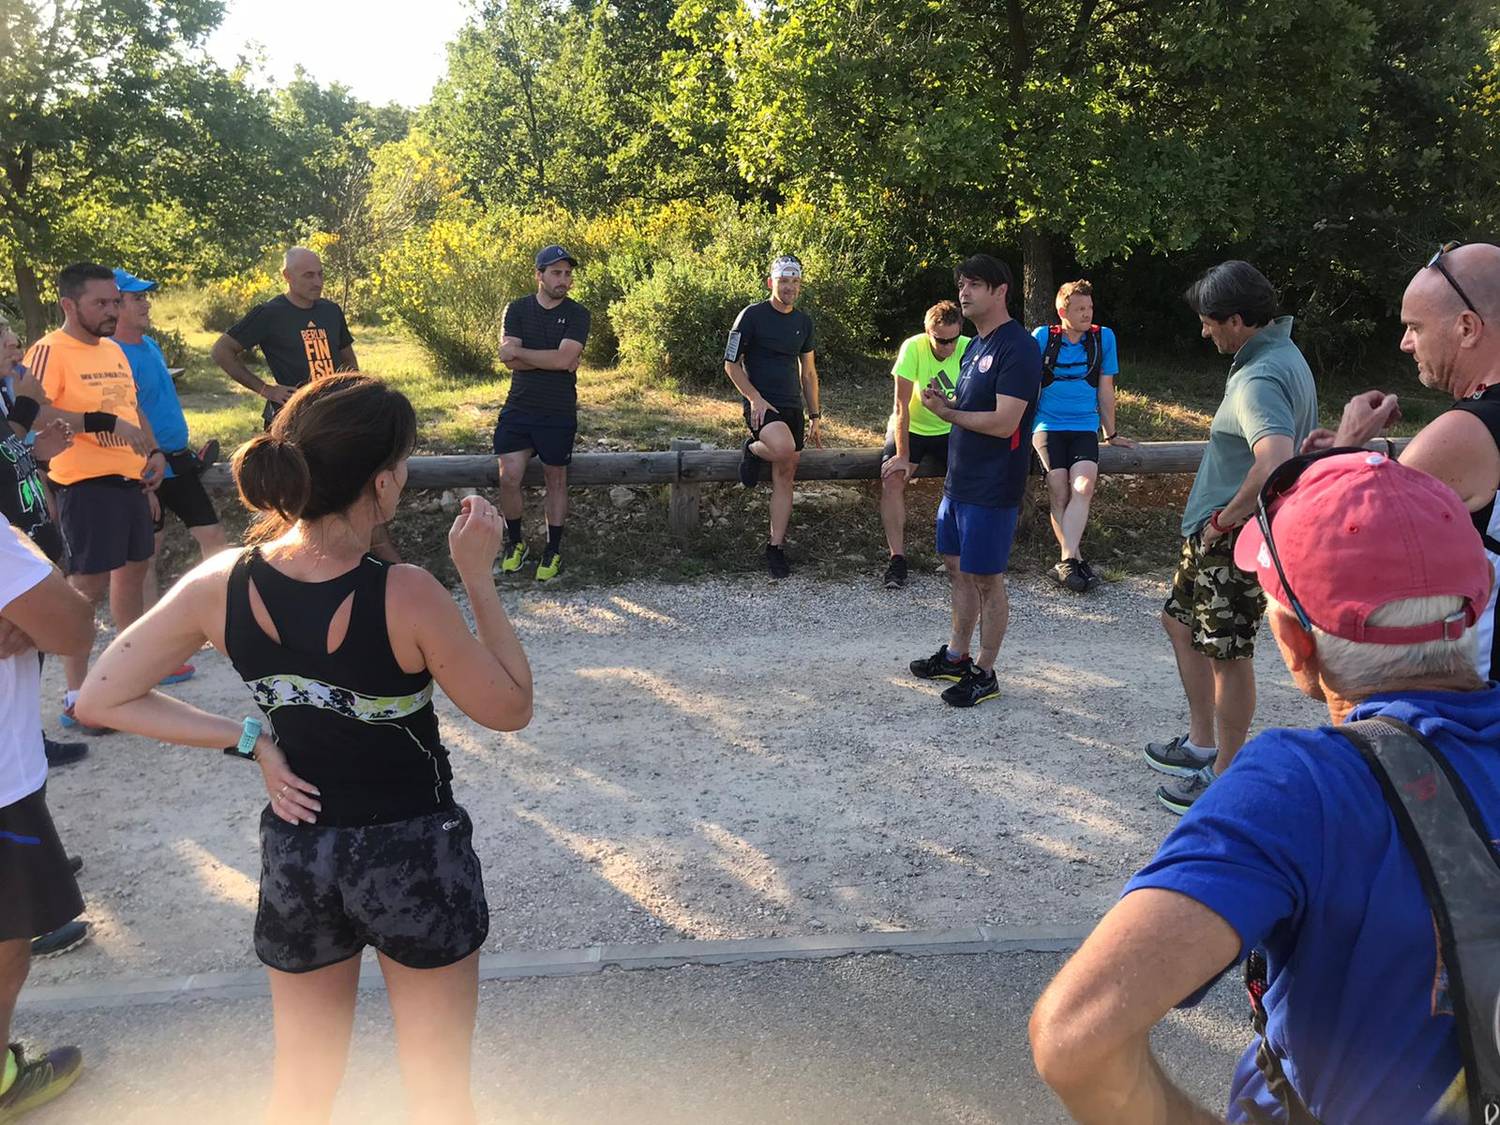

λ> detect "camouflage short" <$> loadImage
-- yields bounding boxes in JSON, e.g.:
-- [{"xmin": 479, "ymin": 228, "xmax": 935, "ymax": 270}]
[
  {"xmin": 1163, "ymin": 532, "xmax": 1266, "ymax": 660},
  {"xmin": 255, "ymin": 804, "xmax": 488, "ymax": 973}
]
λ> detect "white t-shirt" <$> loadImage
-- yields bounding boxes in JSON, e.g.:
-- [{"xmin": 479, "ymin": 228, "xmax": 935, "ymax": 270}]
[{"xmin": 0, "ymin": 523, "xmax": 53, "ymax": 807}]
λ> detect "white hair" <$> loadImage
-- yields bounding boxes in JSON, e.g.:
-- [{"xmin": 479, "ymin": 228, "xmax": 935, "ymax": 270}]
[{"xmin": 1270, "ymin": 593, "xmax": 1479, "ymax": 693}]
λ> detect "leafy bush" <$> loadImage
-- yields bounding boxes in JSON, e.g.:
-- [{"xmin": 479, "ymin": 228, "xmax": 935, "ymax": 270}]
[
  {"xmin": 196, "ymin": 266, "xmax": 282, "ymax": 332},
  {"xmin": 150, "ymin": 326, "xmax": 192, "ymax": 368},
  {"xmin": 610, "ymin": 258, "xmax": 750, "ymax": 385}
]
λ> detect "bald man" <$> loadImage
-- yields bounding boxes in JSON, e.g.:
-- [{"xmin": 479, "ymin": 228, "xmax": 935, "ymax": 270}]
[
  {"xmin": 211, "ymin": 247, "xmax": 358, "ymax": 429},
  {"xmin": 1310, "ymin": 241, "xmax": 1500, "ymax": 677}
]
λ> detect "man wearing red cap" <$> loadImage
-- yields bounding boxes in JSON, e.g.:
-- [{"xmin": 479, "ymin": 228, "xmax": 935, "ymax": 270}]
[
  {"xmin": 1031, "ymin": 450, "xmax": 1499, "ymax": 1125},
  {"xmin": 1310, "ymin": 241, "xmax": 1500, "ymax": 683}
]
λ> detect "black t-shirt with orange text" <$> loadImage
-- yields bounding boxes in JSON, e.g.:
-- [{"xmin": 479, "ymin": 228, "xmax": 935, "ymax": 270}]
[{"xmin": 227, "ymin": 295, "xmax": 353, "ymax": 392}]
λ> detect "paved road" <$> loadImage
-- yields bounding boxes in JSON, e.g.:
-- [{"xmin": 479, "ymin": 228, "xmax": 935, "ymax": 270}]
[{"xmin": 19, "ymin": 950, "xmax": 1251, "ymax": 1123}]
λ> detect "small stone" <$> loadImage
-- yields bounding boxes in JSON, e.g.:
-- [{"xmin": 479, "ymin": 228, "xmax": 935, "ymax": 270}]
[
  {"xmin": 439, "ymin": 489, "xmax": 458, "ymax": 513},
  {"xmin": 609, "ymin": 486, "xmax": 636, "ymax": 510}
]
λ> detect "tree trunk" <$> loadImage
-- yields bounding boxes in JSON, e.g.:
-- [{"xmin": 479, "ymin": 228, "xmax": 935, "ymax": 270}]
[
  {"xmin": 1022, "ymin": 224, "xmax": 1054, "ymax": 328},
  {"xmin": 12, "ymin": 256, "xmax": 47, "ymax": 342}
]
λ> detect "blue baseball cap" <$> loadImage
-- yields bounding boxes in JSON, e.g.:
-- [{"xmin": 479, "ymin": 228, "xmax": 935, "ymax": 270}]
[
  {"xmin": 112, "ymin": 268, "xmax": 158, "ymax": 293},
  {"xmin": 535, "ymin": 244, "xmax": 577, "ymax": 269}
]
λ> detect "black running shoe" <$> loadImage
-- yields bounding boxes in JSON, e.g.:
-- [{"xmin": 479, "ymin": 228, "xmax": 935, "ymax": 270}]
[
  {"xmin": 68, "ymin": 854, "xmax": 82, "ymax": 875},
  {"xmin": 31, "ymin": 921, "xmax": 89, "ymax": 959},
  {"xmin": 941, "ymin": 666, "xmax": 1001, "ymax": 707},
  {"xmin": 909, "ymin": 645, "xmax": 972, "ymax": 682},
  {"xmin": 883, "ymin": 555, "xmax": 908, "ymax": 589},
  {"xmin": 43, "ymin": 737, "xmax": 88, "ymax": 768},
  {"xmin": 1077, "ymin": 559, "xmax": 1102, "ymax": 590},
  {"xmin": 1060, "ymin": 558, "xmax": 1089, "ymax": 594},
  {"xmin": 1049, "ymin": 562, "xmax": 1069, "ymax": 588},
  {"xmin": 765, "ymin": 544, "xmax": 790, "ymax": 580},
  {"xmin": 739, "ymin": 439, "xmax": 761, "ymax": 488}
]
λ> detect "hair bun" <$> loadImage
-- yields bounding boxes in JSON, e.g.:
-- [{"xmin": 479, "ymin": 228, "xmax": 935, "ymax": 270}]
[{"xmin": 232, "ymin": 432, "xmax": 312, "ymax": 522}]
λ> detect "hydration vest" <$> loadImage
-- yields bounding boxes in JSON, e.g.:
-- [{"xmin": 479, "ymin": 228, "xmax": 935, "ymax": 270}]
[
  {"xmin": 1239, "ymin": 717, "xmax": 1500, "ymax": 1125},
  {"xmin": 1040, "ymin": 324, "xmax": 1103, "ymax": 389}
]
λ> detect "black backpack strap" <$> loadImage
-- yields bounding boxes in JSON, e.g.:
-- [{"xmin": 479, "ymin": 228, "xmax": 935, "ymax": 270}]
[
  {"xmin": 1240, "ymin": 951, "xmax": 1323, "ymax": 1123},
  {"xmin": 1084, "ymin": 325, "xmax": 1103, "ymax": 388},
  {"xmin": 1040, "ymin": 326, "xmax": 1063, "ymax": 388},
  {"xmin": 1336, "ymin": 717, "xmax": 1500, "ymax": 1124}
]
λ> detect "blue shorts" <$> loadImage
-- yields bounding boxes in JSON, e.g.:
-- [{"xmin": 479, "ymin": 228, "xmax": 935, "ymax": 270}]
[
  {"xmin": 493, "ymin": 411, "xmax": 576, "ymax": 467},
  {"xmin": 935, "ymin": 497, "xmax": 1019, "ymax": 575}
]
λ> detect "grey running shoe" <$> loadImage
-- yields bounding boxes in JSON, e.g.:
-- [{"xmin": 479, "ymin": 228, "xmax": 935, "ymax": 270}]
[
  {"xmin": 1157, "ymin": 764, "xmax": 1217, "ymax": 816},
  {"xmin": 1144, "ymin": 734, "xmax": 1215, "ymax": 778}
]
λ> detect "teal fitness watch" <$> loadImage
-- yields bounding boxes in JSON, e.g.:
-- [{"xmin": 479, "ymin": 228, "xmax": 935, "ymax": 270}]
[{"xmin": 223, "ymin": 716, "xmax": 262, "ymax": 761}]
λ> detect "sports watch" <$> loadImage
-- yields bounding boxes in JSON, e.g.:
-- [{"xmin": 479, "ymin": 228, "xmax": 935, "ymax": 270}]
[{"xmin": 223, "ymin": 716, "xmax": 262, "ymax": 761}]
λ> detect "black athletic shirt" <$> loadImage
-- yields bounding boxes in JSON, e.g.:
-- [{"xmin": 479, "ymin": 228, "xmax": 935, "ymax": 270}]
[
  {"xmin": 724, "ymin": 301, "xmax": 816, "ymax": 413},
  {"xmin": 224, "ymin": 549, "xmax": 452, "ymax": 827},
  {"xmin": 1448, "ymin": 386, "xmax": 1500, "ymax": 680},
  {"xmin": 227, "ymin": 295, "xmax": 354, "ymax": 390},
  {"xmin": 500, "ymin": 295, "xmax": 591, "ymax": 417},
  {"xmin": 0, "ymin": 389, "xmax": 64, "ymax": 564}
]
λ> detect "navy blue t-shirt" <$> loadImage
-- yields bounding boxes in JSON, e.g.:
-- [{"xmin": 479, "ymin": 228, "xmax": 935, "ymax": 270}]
[
  {"xmin": 1126, "ymin": 688, "xmax": 1500, "ymax": 1124},
  {"xmin": 944, "ymin": 319, "xmax": 1042, "ymax": 508}
]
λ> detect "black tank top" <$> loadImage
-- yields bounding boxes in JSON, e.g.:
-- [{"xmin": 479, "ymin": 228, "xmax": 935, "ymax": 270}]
[
  {"xmin": 1446, "ymin": 386, "xmax": 1500, "ymax": 680},
  {"xmin": 224, "ymin": 548, "xmax": 453, "ymax": 826}
]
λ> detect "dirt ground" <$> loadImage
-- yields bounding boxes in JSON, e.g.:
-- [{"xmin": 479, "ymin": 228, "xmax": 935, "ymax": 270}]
[{"xmin": 31, "ymin": 570, "xmax": 1326, "ymax": 986}]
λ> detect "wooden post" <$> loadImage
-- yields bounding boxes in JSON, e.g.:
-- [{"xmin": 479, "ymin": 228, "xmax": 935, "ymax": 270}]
[{"xmin": 669, "ymin": 438, "xmax": 702, "ymax": 537}]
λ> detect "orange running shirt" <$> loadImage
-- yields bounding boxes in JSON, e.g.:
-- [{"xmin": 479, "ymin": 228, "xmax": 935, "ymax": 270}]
[{"xmin": 24, "ymin": 331, "xmax": 147, "ymax": 485}]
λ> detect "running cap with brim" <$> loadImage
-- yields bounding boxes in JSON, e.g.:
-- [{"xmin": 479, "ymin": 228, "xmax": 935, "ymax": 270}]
[
  {"xmin": 112, "ymin": 268, "xmax": 157, "ymax": 293},
  {"xmin": 535, "ymin": 244, "xmax": 577, "ymax": 269},
  {"xmin": 1233, "ymin": 451, "xmax": 1492, "ymax": 644},
  {"xmin": 769, "ymin": 256, "xmax": 803, "ymax": 279}
]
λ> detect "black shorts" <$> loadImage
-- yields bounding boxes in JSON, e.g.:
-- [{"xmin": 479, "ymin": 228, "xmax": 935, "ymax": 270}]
[
  {"xmin": 493, "ymin": 411, "xmax": 577, "ymax": 467},
  {"xmin": 743, "ymin": 401, "xmax": 805, "ymax": 451},
  {"xmin": 255, "ymin": 804, "xmax": 489, "ymax": 973},
  {"xmin": 0, "ymin": 785, "xmax": 84, "ymax": 941},
  {"xmin": 1032, "ymin": 430, "xmax": 1100, "ymax": 474},
  {"xmin": 153, "ymin": 456, "xmax": 220, "ymax": 532},
  {"xmin": 882, "ymin": 430, "xmax": 950, "ymax": 472},
  {"xmin": 55, "ymin": 476, "xmax": 154, "ymax": 575}
]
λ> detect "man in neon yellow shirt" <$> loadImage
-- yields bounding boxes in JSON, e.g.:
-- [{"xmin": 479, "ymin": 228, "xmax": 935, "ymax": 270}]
[{"xmin": 879, "ymin": 301, "xmax": 968, "ymax": 587}]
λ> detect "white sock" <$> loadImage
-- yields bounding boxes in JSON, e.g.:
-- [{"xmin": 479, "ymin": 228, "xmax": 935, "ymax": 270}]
[
  {"xmin": 1184, "ymin": 737, "xmax": 1216, "ymax": 756},
  {"xmin": 64, "ymin": 689, "xmax": 79, "ymax": 709}
]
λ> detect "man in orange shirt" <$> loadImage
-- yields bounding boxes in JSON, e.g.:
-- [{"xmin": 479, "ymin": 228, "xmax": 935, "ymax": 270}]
[{"xmin": 23, "ymin": 263, "xmax": 166, "ymax": 732}]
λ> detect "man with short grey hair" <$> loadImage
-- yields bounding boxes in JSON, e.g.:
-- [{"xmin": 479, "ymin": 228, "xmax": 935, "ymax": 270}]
[
  {"xmin": 1031, "ymin": 449, "xmax": 1500, "ymax": 1125},
  {"xmin": 1145, "ymin": 261, "xmax": 1317, "ymax": 814}
]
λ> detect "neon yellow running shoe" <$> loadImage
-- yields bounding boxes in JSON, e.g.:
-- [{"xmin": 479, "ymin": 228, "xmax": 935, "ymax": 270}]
[
  {"xmin": 500, "ymin": 540, "xmax": 529, "ymax": 573},
  {"xmin": 535, "ymin": 549, "xmax": 562, "ymax": 582},
  {"xmin": 0, "ymin": 1043, "xmax": 83, "ymax": 1123}
]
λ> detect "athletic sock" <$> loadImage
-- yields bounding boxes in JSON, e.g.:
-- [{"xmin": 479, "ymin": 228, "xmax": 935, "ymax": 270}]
[
  {"xmin": 64, "ymin": 689, "xmax": 79, "ymax": 710},
  {"xmin": 1184, "ymin": 737, "xmax": 1216, "ymax": 756},
  {"xmin": 547, "ymin": 525, "xmax": 564, "ymax": 554},
  {"xmin": 2, "ymin": 1044, "xmax": 16, "ymax": 1096},
  {"xmin": 504, "ymin": 518, "xmax": 522, "ymax": 545},
  {"xmin": 942, "ymin": 646, "xmax": 968, "ymax": 663}
]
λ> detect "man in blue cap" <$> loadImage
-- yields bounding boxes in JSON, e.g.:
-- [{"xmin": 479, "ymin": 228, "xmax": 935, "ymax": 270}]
[
  {"xmin": 495, "ymin": 244, "xmax": 591, "ymax": 583},
  {"xmin": 112, "ymin": 268, "xmax": 227, "ymax": 682}
]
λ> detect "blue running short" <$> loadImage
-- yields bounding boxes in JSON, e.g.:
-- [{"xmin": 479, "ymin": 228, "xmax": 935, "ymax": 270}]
[{"xmin": 935, "ymin": 497, "xmax": 1019, "ymax": 576}]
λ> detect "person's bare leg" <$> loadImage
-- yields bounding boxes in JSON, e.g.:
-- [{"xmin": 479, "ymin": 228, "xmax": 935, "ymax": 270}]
[
  {"xmin": 107, "ymin": 558, "xmax": 150, "ymax": 632},
  {"xmin": 63, "ymin": 573, "xmax": 107, "ymax": 692},
  {"xmin": 380, "ymin": 951, "xmax": 480, "ymax": 1125},
  {"xmin": 972, "ymin": 572, "xmax": 1010, "ymax": 672},
  {"xmin": 755, "ymin": 421, "xmax": 800, "ymax": 547},
  {"xmin": 143, "ymin": 530, "xmax": 166, "ymax": 609},
  {"xmin": 496, "ymin": 452, "xmax": 531, "ymax": 523},
  {"xmin": 881, "ymin": 473, "xmax": 909, "ymax": 557},
  {"xmin": 1161, "ymin": 611, "xmax": 1216, "ymax": 748},
  {"xmin": 1060, "ymin": 463, "xmax": 1098, "ymax": 561},
  {"xmin": 1211, "ymin": 656, "xmax": 1257, "ymax": 772},
  {"xmin": 1045, "ymin": 469, "xmax": 1070, "ymax": 559},
  {"xmin": 190, "ymin": 523, "xmax": 230, "ymax": 560},
  {"xmin": 541, "ymin": 465, "xmax": 568, "ymax": 529},
  {"xmin": 0, "ymin": 938, "xmax": 28, "ymax": 1054},
  {"xmin": 945, "ymin": 555, "xmax": 978, "ymax": 657},
  {"xmin": 265, "ymin": 957, "xmax": 361, "ymax": 1125}
]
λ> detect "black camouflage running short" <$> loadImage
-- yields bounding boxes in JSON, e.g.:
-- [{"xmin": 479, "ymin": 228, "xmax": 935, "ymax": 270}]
[
  {"xmin": 255, "ymin": 804, "xmax": 488, "ymax": 973},
  {"xmin": 1162, "ymin": 532, "xmax": 1266, "ymax": 660}
]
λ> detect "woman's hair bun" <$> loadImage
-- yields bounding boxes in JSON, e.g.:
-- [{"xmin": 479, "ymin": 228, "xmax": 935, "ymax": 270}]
[{"xmin": 232, "ymin": 432, "xmax": 312, "ymax": 522}]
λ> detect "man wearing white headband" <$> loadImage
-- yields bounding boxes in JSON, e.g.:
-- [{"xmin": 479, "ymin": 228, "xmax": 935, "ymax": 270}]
[{"xmin": 724, "ymin": 254, "xmax": 823, "ymax": 580}]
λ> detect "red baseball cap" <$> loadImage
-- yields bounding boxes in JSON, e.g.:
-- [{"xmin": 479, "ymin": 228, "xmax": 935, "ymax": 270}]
[{"xmin": 1233, "ymin": 451, "xmax": 1493, "ymax": 644}]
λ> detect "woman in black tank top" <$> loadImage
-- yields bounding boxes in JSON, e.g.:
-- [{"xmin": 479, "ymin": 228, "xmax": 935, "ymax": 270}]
[{"xmin": 78, "ymin": 374, "xmax": 533, "ymax": 1124}]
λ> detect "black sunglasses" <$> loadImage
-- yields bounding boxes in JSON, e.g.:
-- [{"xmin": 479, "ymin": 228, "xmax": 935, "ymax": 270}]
[
  {"xmin": 931, "ymin": 332, "xmax": 961, "ymax": 346},
  {"xmin": 1426, "ymin": 241, "xmax": 1484, "ymax": 325},
  {"xmin": 1253, "ymin": 446, "xmax": 1372, "ymax": 632}
]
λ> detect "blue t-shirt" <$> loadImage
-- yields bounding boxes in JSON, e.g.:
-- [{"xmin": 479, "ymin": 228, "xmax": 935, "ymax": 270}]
[
  {"xmin": 1031, "ymin": 325, "xmax": 1119, "ymax": 432},
  {"xmin": 944, "ymin": 319, "xmax": 1042, "ymax": 508},
  {"xmin": 1125, "ymin": 688, "xmax": 1500, "ymax": 1124},
  {"xmin": 117, "ymin": 337, "xmax": 189, "ymax": 477}
]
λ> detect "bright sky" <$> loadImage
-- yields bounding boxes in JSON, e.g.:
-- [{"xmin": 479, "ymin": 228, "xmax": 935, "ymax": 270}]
[{"xmin": 205, "ymin": 0, "xmax": 475, "ymax": 108}]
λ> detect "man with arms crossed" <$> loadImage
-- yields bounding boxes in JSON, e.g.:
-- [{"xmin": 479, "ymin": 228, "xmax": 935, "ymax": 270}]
[
  {"xmin": 23, "ymin": 263, "xmax": 167, "ymax": 733},
  {"xmin": 1032, "ymin": 451, "xmax": 1499, "ymax": 1125},
  {"xmin": 1031, "ymin": 280, "xmax": 1134, "ymax": 593},
  {"xmin": 0, "ymin": 524, "xmax": 95, "ymax": 1120},
  {"xmin": 726, "ymin": 255, "xmax": 823, "ymax": 580},
  {"xmin": 879, "ymin": 300, "xmax": 966, "ymax": 589},
  {"xmin": 495, "ymin": 244, "xmax": 591, "ymax": 583},
  {"xmin": 1145, "ymin": 261, "xmax": 1316, "ymax": 814},
  {"xmin": 908, "ymin": 255, "xmax": 1042, "ymax": 707},
  {"xmin": 1309, "ymin": 241, "xmax": 1500, "ymax": 682}
]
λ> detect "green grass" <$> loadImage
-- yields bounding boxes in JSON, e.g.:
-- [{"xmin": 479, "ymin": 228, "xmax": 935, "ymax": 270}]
[{"xmin": 150, "ymin": 297, "xmax": 1434, "ymax": 588}]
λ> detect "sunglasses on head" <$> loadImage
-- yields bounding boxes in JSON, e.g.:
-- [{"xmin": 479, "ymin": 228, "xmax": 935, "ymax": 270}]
[
  {"xmin": 1253, "ymin": 446, "xmax": 1371, "ymax": 633},
  {"xmin": 1426, "ymin": 241, "xmax": 1484, "ymax": 325}
]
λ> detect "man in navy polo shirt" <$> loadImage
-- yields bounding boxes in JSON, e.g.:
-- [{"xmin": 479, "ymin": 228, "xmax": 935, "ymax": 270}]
[{"xmin": 908, "ymin": 255, "xmax": 1042, "ymax": 707}]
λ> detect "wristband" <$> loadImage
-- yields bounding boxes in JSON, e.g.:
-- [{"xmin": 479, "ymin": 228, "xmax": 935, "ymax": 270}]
[
  {"xmin": 1209, "ymin": 509, "xmax": 1230, "ymax": 533},
  {"xmin": 8, "ymin": 395, "xmax": 39, "ymax": 431},
  {"xmin": 1101, "ymin": 432, "xmax": 1115, "ymax": 442},
  {"xmin": 148, "ymin": 448, "xmax": 166, "ymax": 461},
  {"xmin": 83, "ymin": 411, "xmax": 116, "ymax": 434},
  {"xmin": 223, "ymin": 716, "xmax": 262, "ymax": 761},
  {"xmin": 808, "ymin": 412, "xmax": 822, "ymax": 420}
]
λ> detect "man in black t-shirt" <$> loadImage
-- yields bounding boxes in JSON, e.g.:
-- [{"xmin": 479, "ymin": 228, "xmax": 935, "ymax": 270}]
[
  {"xmin": 723, "ymin": 255, "xmax": 823, "ymax": 580},
  {"xmin": 494, "ymin": 244, "xmax": 591, "ymax": 583},
  {"xmin": 211, "ymin": 247, "xmax": 357, "ymax": 429}
]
